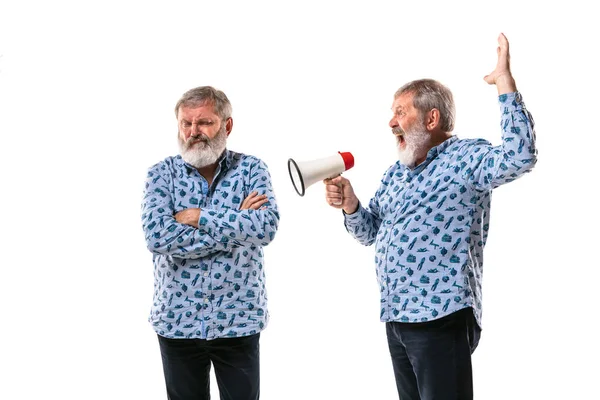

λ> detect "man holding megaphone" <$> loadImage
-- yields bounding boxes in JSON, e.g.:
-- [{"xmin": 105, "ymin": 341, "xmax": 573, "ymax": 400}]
[{"xmin": 324, "ymin": 34, "xmax": 537, "ymax": 400}]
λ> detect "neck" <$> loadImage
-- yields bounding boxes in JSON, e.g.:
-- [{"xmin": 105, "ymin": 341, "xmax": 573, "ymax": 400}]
[
  {"xmin": 429, "ymin": 132, "xmax": 452, "ymax": 149},
  {"xmin": 413, "ymin": 132, "xmax": 452, "ymax": 168},
  {"xmin": 197, "ymin": 162, "xmax": 218, "ymax": 186}
]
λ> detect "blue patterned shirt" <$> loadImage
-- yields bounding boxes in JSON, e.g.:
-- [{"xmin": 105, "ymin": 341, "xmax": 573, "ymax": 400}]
[
  {"xmin": 141, "ymin": 150, "xmax": 279, "ymax": 339},
  {"xmin": 344, "ymin": 92, "xmax": 537, "ymax": 327}
]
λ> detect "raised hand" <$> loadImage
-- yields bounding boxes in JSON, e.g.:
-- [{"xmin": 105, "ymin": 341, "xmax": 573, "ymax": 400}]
[{"xmin": 484, "ymin": 33, "xmax": 517, "ymax": 94}]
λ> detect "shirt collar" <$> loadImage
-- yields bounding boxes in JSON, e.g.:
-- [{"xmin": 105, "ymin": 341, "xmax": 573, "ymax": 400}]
[
  {"xmin": 426, "ymin": 135, "xmax": 458, "ymax": 160},
  {"xmin": 400, "ymin": 136, "xmax": 458, "ymax": 177}
]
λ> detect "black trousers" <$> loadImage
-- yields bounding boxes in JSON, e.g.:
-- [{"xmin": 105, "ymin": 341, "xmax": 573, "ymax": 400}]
[
  {"xmin": 157, "ymin": 333, "xmax": 260, "ymax": 400},
  {"xmin": 386, "ymin": 307, "xmax": 481, "ymax": 400}
]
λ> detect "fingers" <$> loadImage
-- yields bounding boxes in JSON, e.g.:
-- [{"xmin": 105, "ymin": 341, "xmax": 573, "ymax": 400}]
[
  {"xmin": 483, "ymin": 33, "xmax": 512, "ymax": 85},
  {"xmin": 326, "ymin": 192, "xmax": 343, "ymax": 207},
  {"xmin": 240, "ymin": 191, "xmax": 269, "ymax": 210},
  {"xmin": 247, "ymin": 197, "xmax": 268, "ymax": 210},
  {"xmin": 323, "ymin": 180, "xmax": 343, "ymax": 207},
  {"xmin": 323, "ymin": 175, "xmax": 347, "ymax": 185},
  {"xmin": 494, "ymin": 34, "xmax": 508, "ymax": 61},
  {"xmin": 324, "ymin": 181, "xmax": 343, "ymax": 196},
  {"xmin": 498, "ymin": 33, "xmax": 509, "ymax": 50},
  {"xmin": 240, "ymin": 191, "xmax": 255, "ymax": 209}
]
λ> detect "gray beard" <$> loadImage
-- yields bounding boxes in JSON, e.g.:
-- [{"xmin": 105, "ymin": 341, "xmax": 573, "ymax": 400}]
[
  {"xmin": 397, "ymin": 124, "xmax": 431, "ymax": 168},
  {"xmin": 178, "ymin": 125, "xmax": 227, "ymax": 168}
]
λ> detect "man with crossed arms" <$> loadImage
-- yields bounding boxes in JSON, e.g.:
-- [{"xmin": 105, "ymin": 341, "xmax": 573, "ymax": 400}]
[{"xmin": 142, "ymin": 86, "xmax": 279, "ymax": 400}]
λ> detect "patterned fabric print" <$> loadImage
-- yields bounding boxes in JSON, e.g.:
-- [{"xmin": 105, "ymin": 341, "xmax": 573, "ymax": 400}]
[
  {"xmin": 344, "ymin": 92, "xmax": 537, "ymax": 328},
  {"xmin": 141, "ymin": 150, "xmax": 279, "ymax": 340}
]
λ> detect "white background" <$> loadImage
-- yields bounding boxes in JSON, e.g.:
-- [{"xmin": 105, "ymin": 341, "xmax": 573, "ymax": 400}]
[{"xmin": 1, "ymin": 1, "xmax": 598, "ymax": 399}]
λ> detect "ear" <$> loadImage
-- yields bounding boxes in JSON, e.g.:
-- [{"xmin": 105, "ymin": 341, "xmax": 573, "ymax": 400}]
[
  {"xmin": 426, "ymin": 109, "xmax": 441, "ymax": 131},
  {"xmin": 225, "ymin": 117, "xmax": 233, "ymax": 136}
]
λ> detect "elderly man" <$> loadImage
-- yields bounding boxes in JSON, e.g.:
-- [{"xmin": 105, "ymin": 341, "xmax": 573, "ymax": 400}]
[
  {"xmin": 324, "ymin": 34, "xmax": 537, "ymax": 399},
  {"xmin": 141, "ymin": 86, "xmax": 279, "ymax": 400}
]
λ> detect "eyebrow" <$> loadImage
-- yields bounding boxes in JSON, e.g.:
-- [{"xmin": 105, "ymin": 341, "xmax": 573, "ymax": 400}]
[{"xmin": 180, "ymin": 118, "xmax": 213, "ymax": 123}]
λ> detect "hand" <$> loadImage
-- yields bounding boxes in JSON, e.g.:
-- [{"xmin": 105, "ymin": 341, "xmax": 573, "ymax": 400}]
[
  {"xmin": 324, "ymin": 176, "xmax": 359, "ymax": 214},
  {"xmin": 484, "ymin": 33, "xmax": 517, "ymax": 94},
  {"xmin": 240, "ymin": 191, "xmax": 269, "ymax": 210},
  {"xmin": 174, "ymin": 208, "xmax": 201, "ymax": 228}
]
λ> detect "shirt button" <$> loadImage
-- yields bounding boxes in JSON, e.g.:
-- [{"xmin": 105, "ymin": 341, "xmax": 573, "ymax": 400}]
[
  {"xmin": 203, "ymin": 272, "xmax": 209, "ymax": 277},
  {"xmin": 204, "ymin": 298, "xmax": 209, "ymax": 304}
]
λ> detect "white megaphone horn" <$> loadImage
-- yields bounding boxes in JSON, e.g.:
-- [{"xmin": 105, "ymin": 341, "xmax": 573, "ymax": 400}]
[{"xmin": 287, "ymin": 151, "xmax": 355, "ymax": 196}]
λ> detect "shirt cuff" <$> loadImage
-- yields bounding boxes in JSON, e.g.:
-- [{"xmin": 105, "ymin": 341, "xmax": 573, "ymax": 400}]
[
  {"xmin": 498, "ymin": 91, "xmax": 524, "ymax": 111},
  {"xmin": 343, "ymin": 202, "xmax": 365, "ymax": 223}
]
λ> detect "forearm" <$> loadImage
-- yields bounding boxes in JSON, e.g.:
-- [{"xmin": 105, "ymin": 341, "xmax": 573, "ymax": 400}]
[
  {"xmin": 495, "ymin": 74, "xmax": 517, "ymax": 95},
  {"xmin": 469, "ymin": 92, "xmax": 537, "ymax": 189},
  {"xmin": 142, "ymin": 171, "xmax": 237, "ymax": 258},
  {"xmin": 199, "ymin": 208, "xmax": 280, "ymax": 247},
  {"xmin": 498, "ymin": 92, "xmax": 537, "ymax": 167},
  {"xmin": 344, "ymin": 203, "xmax": 381, "ymax": 246},
  {"xmin": 143, "ymin": 216, "xmax": 238, "ymax": 258}
]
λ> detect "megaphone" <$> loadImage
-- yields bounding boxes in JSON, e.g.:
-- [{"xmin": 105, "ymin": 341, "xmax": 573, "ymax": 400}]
[{"xmin": 288, "ymin": 152, "xmax": 354, "ymax": 196}]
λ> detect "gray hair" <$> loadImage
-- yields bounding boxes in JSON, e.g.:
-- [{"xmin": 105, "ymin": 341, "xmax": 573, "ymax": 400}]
[
  {"xmin": 174, "ymin": 86, "xmax": 232, "ymax": 121},
  {"xmin": 395, "ymin": 79, "xmax": 455, "ymax": 132}
]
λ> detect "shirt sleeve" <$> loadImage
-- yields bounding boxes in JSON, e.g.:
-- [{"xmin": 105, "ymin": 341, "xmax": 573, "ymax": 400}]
[
  {"xmin": 141, "ymin": 165, "xmax": 239, "ymax": 258},
  {"xmin": 343, "ymin": 176, "xmax": 386, "ymax": 246},
  {"xmin": 465, "ymin": 92, "xmax": 538, "ymax": 191},
  {"xmin": 197, "ymin": 159, "xmax": 280, "ymax": 248}
]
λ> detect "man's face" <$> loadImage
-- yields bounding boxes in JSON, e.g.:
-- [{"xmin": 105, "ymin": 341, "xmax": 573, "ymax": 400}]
[
  {"xmin": 178, "ymin": 102, "xmax": 225, "ymax": 143},
  {"xmin": 389, "ymin": 93, "xmax": 431, "ymax": 168},
  {"xmin": 177, "ymin": 103, "xmax": 230, "ymax": 168}
]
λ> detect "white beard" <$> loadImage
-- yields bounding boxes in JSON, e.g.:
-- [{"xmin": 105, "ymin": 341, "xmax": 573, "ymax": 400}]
[
  {"xmin": 396, "ymin": 124, "xmax": 431, "ymax": 168},
  {"xmin": 179, "ymin": 125, "xmax": 227, "ymax": 168}
]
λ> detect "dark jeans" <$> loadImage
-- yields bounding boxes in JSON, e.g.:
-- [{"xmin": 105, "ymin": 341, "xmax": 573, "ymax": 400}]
[
  {"xmin": 157, "ymin": 333, "xmax": 260, "ymax": 400},
  {"xmin": 386, "ymin": 307, "xmax": 481, "ymax": 400}
]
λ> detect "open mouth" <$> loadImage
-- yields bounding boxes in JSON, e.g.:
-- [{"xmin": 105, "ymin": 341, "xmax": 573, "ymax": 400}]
[{"xmin": 396, "ymin": 134, "xmax": 406, "ymax": 148}]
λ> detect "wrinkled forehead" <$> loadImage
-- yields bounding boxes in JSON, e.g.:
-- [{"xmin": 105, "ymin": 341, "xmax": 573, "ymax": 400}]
[
  {"xmin": 392, "ymin": 92, "xmax": 415, "ymax": 111},
  {"xmin": 177, "ymin": 101, "xmax": 219, "ymax": 120}
]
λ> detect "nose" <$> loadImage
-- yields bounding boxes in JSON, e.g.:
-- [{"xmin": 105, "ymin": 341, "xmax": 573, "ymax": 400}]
[
  {"xmin": 389, "ymin": 116, "xmax": 398, "ymax": 129},
  {"xmin": 190, "ymin": 123, "xmax": 200, "ymax": 137}
]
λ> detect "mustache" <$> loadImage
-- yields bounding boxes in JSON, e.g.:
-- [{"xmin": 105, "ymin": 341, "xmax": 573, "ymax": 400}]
[
  {"xmin": 392, "ymin": 127, "xmax": 404, "ymax": 136},
  {"xmin": 181, "ymin": 134, "xmax": 211, "ymax": 150},
  {"xmin": 188, "ymin": 134, "xmax": 209, "ymax": 143}
]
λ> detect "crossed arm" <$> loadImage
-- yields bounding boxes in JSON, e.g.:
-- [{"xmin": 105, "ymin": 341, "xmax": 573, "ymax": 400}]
[
  {"xmin": 142, "ymin": 160, "xmax": 279, "ymax": 258},
  {"xmin": 173, "ymin": 191, "xmax": 268, "ymax": 227}
]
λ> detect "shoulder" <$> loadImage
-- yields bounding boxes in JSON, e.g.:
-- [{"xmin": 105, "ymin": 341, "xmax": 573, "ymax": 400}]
[
  {"xmin": 146, "ymin": 155, "xmax": 183, "ymax": 180},
  {"xmin": 228, "ymin": 150, "xmax": 270, "ymax": 170},
  {"xmin": 445, "ymin": 138, "xmax": 493, "ymax": 157},
  {"xmin": 383, "ymin": 161, "xmax": 402, "ymax": 178}
]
